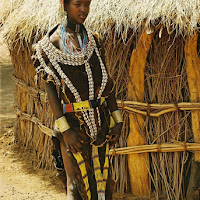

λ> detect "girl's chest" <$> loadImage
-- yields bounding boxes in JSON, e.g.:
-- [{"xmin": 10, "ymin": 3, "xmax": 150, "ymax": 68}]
[{"xmin": 59, "ymin": 57, "xmax": 103, "ymax": 100}]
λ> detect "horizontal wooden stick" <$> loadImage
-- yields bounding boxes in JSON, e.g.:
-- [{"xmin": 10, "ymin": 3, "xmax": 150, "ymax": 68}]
[
  {"xmin": 13, "ymin": 75, "xmax": 48, "ymax": 103},
  {"xmin": 15, "ymin": 107, "xmax": 53, "ymax": 137},
  {"xmin": 14, "ymin": 108, "xmax": 200, "ymax": 155},
  {"xmin": 117, "ymin": 100, "xmax": 200, "ymax": 117},
  {"xmin": 109, "ymin": 143, "xmax": 200, "ymax": 155},
  {"xmin": 12, "ymin": 76, "xmax": 200, "ymax": 117}
]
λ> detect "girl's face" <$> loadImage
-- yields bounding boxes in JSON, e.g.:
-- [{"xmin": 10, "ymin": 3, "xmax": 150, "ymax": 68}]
[{"xmin": 65, "ymin": 0, "xmax": 91, "ymax": 24}]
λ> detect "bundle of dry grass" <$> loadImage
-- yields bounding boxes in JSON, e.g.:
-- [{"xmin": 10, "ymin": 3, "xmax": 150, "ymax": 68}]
[
  {"xmin": 86, "ymin": 0, "xmax": 200, "ymax": 39},
  {"xmin": 0, "ymin": 0, "xmax": 64, "ymax": 48},
  {"xmin": 144, "ymin": 31, "xmax": 191, "ymax": 199},
  {"xmin": 1, "ymin": 0, "xmax": 200, "ymax": 47}
]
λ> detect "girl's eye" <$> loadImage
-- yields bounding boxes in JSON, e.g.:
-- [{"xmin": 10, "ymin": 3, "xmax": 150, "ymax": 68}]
[{"xmin": 73, "ymin": 3, "xmax": 81, "ymax": 6}]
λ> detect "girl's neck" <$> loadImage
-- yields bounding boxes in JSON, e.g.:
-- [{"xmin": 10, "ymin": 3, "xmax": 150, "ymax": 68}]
[{"xmin": 66, "ymin": 20, "xmax": 84, "ymax": 33}]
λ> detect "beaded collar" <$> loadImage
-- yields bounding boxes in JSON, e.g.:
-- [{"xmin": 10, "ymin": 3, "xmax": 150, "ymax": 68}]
[
  {"xmin": 60, "ymin": 22, "xmax": 89, "ymax": 55},
  {"xmin": 35, "ymin": 27, "xmax": 108, "ymax": 140}
]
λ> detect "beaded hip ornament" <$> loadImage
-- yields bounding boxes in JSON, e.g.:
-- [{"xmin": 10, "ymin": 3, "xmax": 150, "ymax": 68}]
[{"xmin": 35, "ymin": 21, "xmax": 108, "ymax": 140}]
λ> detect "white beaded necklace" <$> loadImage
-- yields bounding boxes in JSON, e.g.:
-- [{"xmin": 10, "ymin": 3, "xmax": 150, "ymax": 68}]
[{"xmin": 35, "ymin": 28, "xmax": 108, "ymax": 140}]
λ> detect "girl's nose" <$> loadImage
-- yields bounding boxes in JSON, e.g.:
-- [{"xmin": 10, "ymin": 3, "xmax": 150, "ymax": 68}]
[{"xmin": 80, "ymin": 4, "xmax": 87, "ymax": 12}]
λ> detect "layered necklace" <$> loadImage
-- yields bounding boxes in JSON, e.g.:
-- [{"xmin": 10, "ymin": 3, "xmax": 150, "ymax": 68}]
[
  {"xmin": 35, "ymin": 20, "xmax": 108, "ymax": 140},
  {"xmin": 60, "ymin": 20, "xmax": 89, "ymax": 55}
]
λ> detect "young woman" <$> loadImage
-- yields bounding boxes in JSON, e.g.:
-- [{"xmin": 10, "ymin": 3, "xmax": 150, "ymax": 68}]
[{"xmin": 33, "ymin": 0, "xmax": 123, "ymax": 199}]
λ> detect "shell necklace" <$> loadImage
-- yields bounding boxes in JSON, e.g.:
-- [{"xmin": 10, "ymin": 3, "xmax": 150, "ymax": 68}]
[{"xmin": 35, "ymin": 26, "xmax": 108, "ymax": 140}]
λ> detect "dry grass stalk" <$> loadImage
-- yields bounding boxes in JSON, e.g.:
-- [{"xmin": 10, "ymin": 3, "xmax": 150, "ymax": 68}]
[
  {"xmin": 103, "ymin": 31, "xmax": 135, "ymax": 193},
  {"xmin": 143, "ymin": 29, "xmax": 192, "ymax": 199}
]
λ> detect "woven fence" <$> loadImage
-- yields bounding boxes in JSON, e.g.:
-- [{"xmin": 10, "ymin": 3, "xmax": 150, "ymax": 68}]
[{"xmin": 9, "ymin": 28, "xmax": 200, "ymax": 199}]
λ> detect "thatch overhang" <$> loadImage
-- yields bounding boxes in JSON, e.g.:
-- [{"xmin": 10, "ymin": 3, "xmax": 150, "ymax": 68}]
[
  {"xmin": 1, "ymin": 0, "xmax": 200, "ymax": 46},
  {"xmin": 86, "ymin": 0, "xmax": 200, "ymax": 39},
  {"xmin": 0, "ymin": 0, "xmax": 64, "ymax": 48}
]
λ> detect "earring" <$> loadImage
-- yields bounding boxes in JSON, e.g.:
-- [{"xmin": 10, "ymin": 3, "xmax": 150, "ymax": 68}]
[
  {"xmin": 61, "ymin": 0, "xmax": 64, "ymax": 8},
  {"xmin": 64, "ymin": 10, "xmax": 68, "ymax": 27}
]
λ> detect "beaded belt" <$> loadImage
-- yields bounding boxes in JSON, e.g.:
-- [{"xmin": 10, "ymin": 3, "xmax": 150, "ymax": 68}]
[{"xmin": 63, "ymin": 97, "xmax": 106, "ymax": 113}]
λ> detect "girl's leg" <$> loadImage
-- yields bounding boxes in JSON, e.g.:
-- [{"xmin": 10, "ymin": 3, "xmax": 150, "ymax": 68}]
[{"xmin": 60, "ymin": 142, "xmax": 82, "ymax": 200}]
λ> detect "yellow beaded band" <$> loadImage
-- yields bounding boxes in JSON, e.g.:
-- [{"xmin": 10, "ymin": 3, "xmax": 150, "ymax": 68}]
[
  {"xmin": 55, "ymin": 116, "xmax": 70, "ymax": 133},
  {"xmin": 112, "ymin": 110, "xmax": 123, "ymax": 124}
]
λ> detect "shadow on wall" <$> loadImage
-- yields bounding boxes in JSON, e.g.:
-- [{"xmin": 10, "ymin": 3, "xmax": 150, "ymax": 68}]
[{"xmin": 0, "ymin": 35, "xmax": 15, "ymax": 134}]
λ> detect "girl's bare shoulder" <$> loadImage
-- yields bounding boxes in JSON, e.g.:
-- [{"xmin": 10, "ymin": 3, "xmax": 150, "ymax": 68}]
[{"xmin": 49, "ymin": 25, "xmax": 61, "ymax": 49}]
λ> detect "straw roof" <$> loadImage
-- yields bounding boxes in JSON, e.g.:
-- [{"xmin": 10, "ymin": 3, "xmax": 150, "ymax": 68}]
[
  {"xmin": 0, "ymin": 0, "xmax": 64, "ymax": 47},
  {"xmin": 86, "ymin": 0, "xmax": 200, "ymax": 38},
  {"xmin": 1, "ymin": 0, "xmax": 200, "ymax": 47}
]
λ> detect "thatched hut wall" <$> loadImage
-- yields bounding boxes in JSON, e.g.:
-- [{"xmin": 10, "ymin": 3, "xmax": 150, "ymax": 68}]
[
  {"xmin": 10, "ymin": 41, "xmax": 55, "ymax": 169},
  {"xmin": 1, "ymin": 0, "xmax": 200, "ymax": 199},
  {"xmin": 101, "ymin": 27, "xmax": 200, "ymax": 197},
  {"xmin": 0, "ymin": 0, "xmax": 64, "ymax": 169}
]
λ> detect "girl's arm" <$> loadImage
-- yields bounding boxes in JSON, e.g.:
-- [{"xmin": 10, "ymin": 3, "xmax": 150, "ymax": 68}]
[
  {"xmin": 46, "ymin": 81, "xmax": 83, "ymax": 153},
  {"xmin": 106, "ymin": 90, "xmax": 123, "ymax": 147}
]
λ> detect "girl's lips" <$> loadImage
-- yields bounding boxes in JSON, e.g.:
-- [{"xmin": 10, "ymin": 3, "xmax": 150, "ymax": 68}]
[{"xmin": 79, "ymin": 15, "xmax": 87, "ymax": 19}]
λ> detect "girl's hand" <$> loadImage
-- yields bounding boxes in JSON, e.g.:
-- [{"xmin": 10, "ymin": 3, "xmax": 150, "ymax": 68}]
[
  {"xmin": 62, "ymin": 128, "xmax": 83, "ymax": 153},
  {"xmin": 106, "ymin": 122, "xmax": 123, "ymax": 147}
]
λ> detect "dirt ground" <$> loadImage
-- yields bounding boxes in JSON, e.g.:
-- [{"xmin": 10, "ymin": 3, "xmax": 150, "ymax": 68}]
[
  {"xmin": 0, "ymin": 36, "xmax": 144, "ymax": 200},
  {"xmin": 0, "ymin": 36, "xmax": 67, "ymax": 200}
]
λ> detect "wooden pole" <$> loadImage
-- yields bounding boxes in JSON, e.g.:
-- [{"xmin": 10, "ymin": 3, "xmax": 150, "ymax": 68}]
[
  {"xmin": 185, "ymin": 33, "xmax": 200, "ymax": 161},
  {"xmin": 127, "ymin": 29, "xmax": 154, "ymax": 196},
  {"xmin": 185, "ymin": 33, "xmax": 200, "ymax": 200}
]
